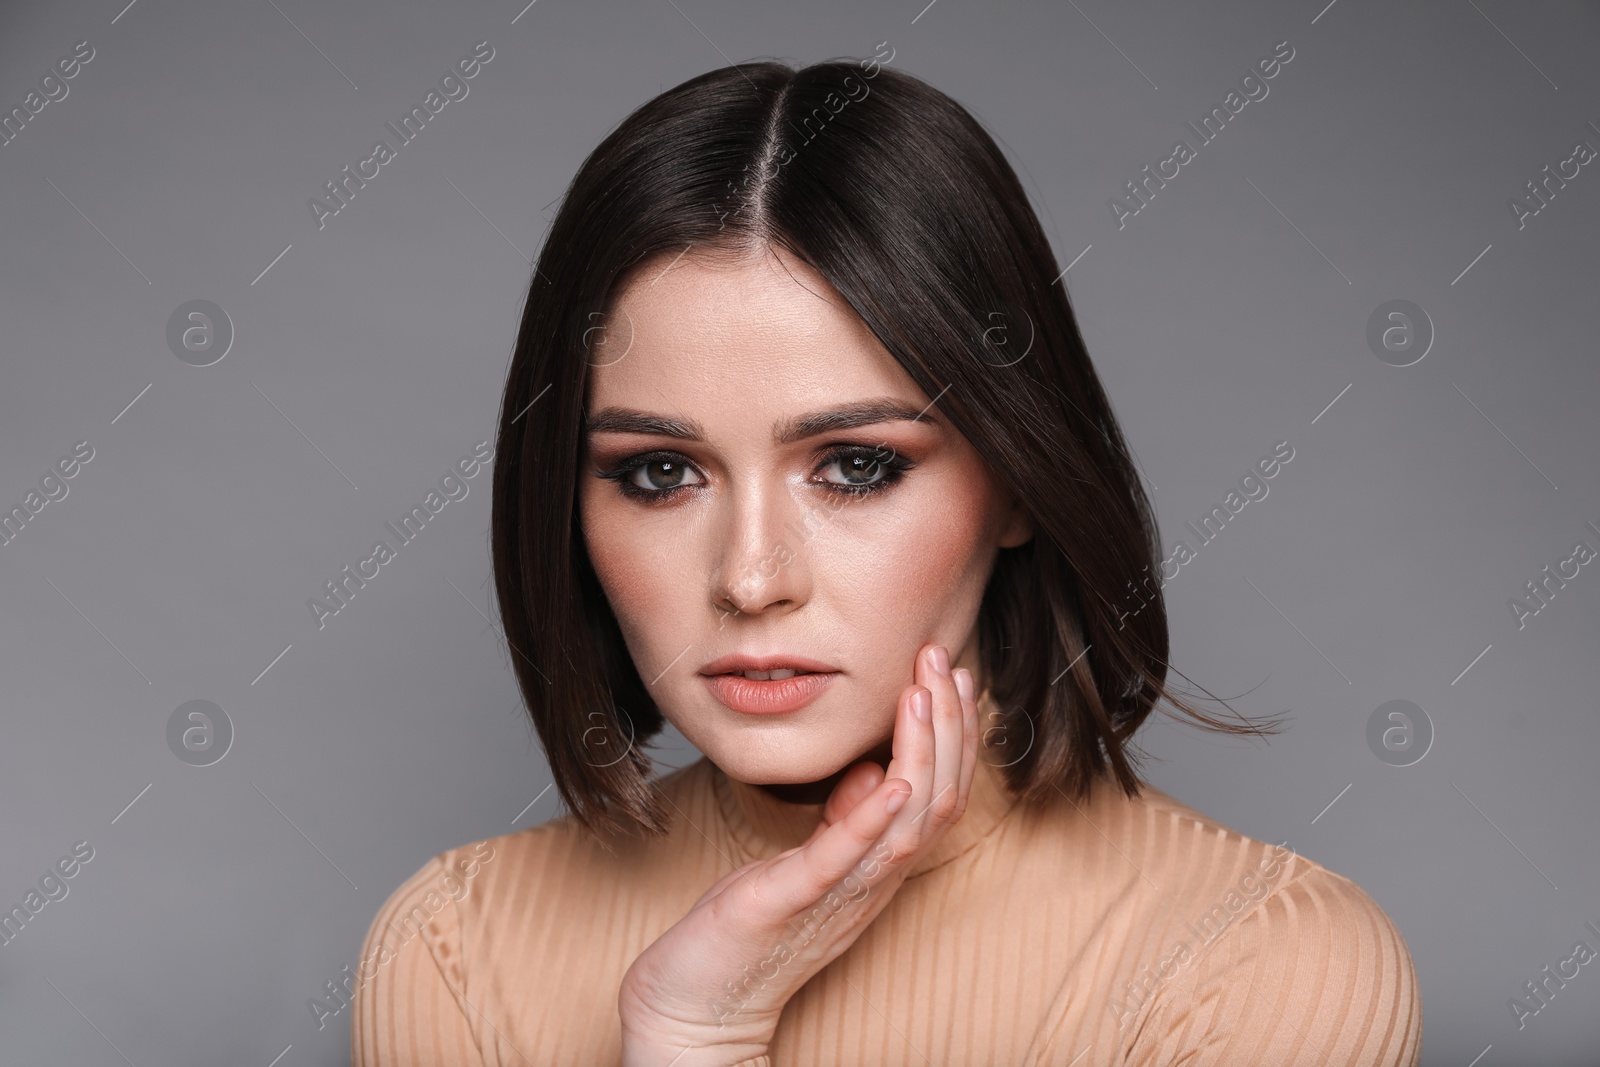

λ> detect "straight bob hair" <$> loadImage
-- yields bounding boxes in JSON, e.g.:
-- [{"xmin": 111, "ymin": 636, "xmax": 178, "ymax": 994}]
[{"xmin": 490, "ymin": 53, "xmax": 1279, "ymax": 840}]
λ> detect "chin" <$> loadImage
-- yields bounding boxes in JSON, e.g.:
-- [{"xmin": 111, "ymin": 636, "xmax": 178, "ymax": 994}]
[
  {"xmin": 667, "ymin": 685, "xmax": 897, "ymax": 786},
  {"xmin": 709, "ymin": 745, "xmax": 843, "ymax": 786},
  {"xmin": 685, "ymin": 726, "xmax": 863, "ymax": 787}
]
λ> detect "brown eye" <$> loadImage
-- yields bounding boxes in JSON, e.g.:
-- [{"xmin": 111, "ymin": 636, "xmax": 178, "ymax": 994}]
[
  {"xmin": 629, "ymin": 457, "xmax": 700, "ymax": 492},
  {"xmin": 596, "ymin": 450, "xmax": 707, "ymax": 503}
]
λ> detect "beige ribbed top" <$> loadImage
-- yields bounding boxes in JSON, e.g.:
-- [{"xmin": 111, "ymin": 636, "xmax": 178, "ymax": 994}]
[{"xmin": 352, "ymin": 692, "xmax": 1422, "ymax": 1065}]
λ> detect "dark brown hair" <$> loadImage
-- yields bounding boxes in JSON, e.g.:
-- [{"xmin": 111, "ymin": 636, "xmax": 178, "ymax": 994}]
[{"xmin": 490, "ymin": 54, "xmax": 1279, "ymax": 840}]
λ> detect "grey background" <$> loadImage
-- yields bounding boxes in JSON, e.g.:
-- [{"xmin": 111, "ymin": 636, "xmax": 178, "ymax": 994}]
[{"xmin": 2, "ymin": 0, "xmax": 1597, "ymax": 1063}]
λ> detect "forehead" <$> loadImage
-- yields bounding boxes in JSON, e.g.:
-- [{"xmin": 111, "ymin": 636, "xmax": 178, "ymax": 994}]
[{"xmin": 588, "ymin": 246, "xmax": 921, "ymax": 420}]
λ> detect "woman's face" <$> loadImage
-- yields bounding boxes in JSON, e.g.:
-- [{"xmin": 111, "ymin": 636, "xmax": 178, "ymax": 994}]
[{"xmin": 578, "ymin": 244, "xmax": 1033, "ymax": 785}]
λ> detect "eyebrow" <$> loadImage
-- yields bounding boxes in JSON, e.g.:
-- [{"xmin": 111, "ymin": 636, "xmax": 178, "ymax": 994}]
[{"xmin": 584, "ymin": 396, "xmax": 943, "ymax": 446}]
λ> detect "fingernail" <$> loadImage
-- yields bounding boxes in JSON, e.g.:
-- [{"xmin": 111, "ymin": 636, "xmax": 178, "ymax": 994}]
[
  {"xmin": 955, "ymin": 668, "xmax": 973, "ymax": 703},
  {"xmin": 913, "ymin": 689, "xmax": 931, "ymax": 723},
  {"xmin": 929, "ymin": 645, "xmax": 951, "ymax": 676},
  {"xmin": 885, "ymin": 785, "xmax": 910, "ymax": 814}
]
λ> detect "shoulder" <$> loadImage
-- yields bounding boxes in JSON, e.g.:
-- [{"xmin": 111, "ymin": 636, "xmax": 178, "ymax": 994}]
[
  {"xmin": 1009, "ymin": 774, "xmax": 1314, "ymax": 914},
  {"xmin": 1101, "ymin": 784, "xmax": 1423, "ymax": 1066},
  {"xmin": 357, "ymin": 758, "xmax": 717, "ymax": 963},
  {"xmin": 350, "ymin": 764, "xmax": 721, "ymax": 1059}
]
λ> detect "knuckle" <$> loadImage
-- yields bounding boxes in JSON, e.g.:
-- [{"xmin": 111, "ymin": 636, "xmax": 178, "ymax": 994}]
[
  {"xmin": 709, "ymin": 881, "xmax": 744, "ymax": 922},
  {"xmin": 938, "ymin": 688, "xmax": 962, "ymax": 719},
  {"xmin": 847, "ymin": 811, "xmax": 880, "ymax": 847},
  {"xmin": 876, "ymin": 839, "xmax": 911, "ymax": 872},
  {"xmin": 801, "ymin": 847, "xmax": 853, "ymax": 898},
  {"xmin": 884, "ymin": 827, "xmax": 919, "ymax": 862}
]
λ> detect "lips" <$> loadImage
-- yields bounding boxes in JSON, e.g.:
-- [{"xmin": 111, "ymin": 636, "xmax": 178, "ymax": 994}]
[
  {"xmin": 699, "ymin": 653, "xmax": 840, "ymax": 714},
  {"xmin": 699, "ymin": 653, "xmax": 841, "ymax": 677},
  {"xmin": 702, "ymin": 671, "xmax": 837, "ymax": 714},
  {"xmin": 723, "ymin": 668, "xmax": 815, "ymax": 680}
]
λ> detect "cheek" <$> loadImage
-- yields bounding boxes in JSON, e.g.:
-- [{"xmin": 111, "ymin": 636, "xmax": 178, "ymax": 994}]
[
  {"xmin": 823, "ymin": 473, "xmax": 996, "ymax": 624},
  {"xmin": 578, "ymin": 488, "xmax": 682, "ymax": 643}
]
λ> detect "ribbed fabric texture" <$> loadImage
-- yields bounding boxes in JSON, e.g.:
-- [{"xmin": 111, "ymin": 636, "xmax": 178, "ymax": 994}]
[{"xmin": 352, "ymin": 691, "xmax": 1422, "ymax": 1065}]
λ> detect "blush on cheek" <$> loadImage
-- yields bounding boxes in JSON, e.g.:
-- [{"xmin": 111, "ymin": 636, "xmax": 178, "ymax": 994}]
[
  {"xmin": 587, "ymin": 540, "xmax": 656, "ymax": 626},
  {"xmin": 580, "ymin": 502, "xmax": 688, "ymax": 651},
  {"xmin": 827, "ymin": 486, "xmax": 994, "ymax": 652}
]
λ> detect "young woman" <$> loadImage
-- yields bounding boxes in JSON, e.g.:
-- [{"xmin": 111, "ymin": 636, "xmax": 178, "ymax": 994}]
[{"xmin": 353, "ymin": 54, "xmax": 1422, "ymax": 1066}]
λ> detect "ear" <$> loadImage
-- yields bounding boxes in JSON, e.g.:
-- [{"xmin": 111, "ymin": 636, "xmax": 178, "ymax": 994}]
[{"xmin": 998, "ymin": 492, "xmax": 1034, "ymax": 548}]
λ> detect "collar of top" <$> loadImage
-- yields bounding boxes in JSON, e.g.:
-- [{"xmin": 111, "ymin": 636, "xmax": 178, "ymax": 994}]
[{"xmin": 708, "ymin": 688, "xmax": 1021, "ymax": 880}]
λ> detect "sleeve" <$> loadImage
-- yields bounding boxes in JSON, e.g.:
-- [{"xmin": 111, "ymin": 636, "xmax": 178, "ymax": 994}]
[
  {"xmin": 351, "ymin": 852, "xmax": 485, "ymax": 1066},
  {"xmin": 1124, "ymin": 865, "xmax": 1423, "ymax": 1066}
]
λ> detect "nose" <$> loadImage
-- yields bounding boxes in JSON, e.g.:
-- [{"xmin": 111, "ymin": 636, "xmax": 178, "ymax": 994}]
[{"xmin": 709, "ymin": 480, "xmax": 811, "ymax": 622}]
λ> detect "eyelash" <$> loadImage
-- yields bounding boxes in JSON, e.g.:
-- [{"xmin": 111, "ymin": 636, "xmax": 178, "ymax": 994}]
[{"xmin": 595, "ymin": 445, "xmax": 916, "ymax": 504}]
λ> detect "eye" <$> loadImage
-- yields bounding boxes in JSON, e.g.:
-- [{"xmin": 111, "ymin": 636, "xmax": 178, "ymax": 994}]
[
  {"xmin": 595, "ymin": 443, "xmax": 915, "ymax": 505},
  {"xmin": 596, "ymin": 451, "xmax": 705, "ymax": 500},
  {"xmin": 813, "ymin": 445, "xmax": 914, "ymax": 497}
]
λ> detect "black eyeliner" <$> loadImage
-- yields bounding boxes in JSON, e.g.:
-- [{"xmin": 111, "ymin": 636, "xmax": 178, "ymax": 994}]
[{"xmin": 594, "ymin": 443, "xmax": 916, "ymax": 503}]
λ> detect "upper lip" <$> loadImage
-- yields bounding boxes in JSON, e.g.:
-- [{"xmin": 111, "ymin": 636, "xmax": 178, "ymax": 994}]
[{"xmin": 700, "ymin": 653, "xmax": 841, "ymax": 676}]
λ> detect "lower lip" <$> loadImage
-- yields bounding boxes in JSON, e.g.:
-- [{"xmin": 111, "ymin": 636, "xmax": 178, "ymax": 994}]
[{"xmin": 702, "ymin": 671, "xmax": 838, "ymax": 714}]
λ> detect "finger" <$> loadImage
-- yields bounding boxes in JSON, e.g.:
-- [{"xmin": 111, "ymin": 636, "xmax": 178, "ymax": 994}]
[
  {"xmin": 758, "ymin": 775, "xmax": 912, "ymax": 915},
  {"xmin": 799, "ymin": 761, "xmax": 885, "ymax": 849},
  {"xmin": 825, "ymin": 760, "xmax": 887, "ymax": 828},
  {"xmin": 916, "ymin": 644, "xmax": 965, "ymax": 835},
  {"xmin": 882, "ymin": 674, "xmax": 936, "ymax": 858},
  {"xmin": 954, "ymin": 666, "xmax": 978, "ymax": 810}
]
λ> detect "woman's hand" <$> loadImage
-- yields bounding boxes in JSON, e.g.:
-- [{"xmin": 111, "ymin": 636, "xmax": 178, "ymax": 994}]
[{"xmin": 618, "ymin": 643, "xmax": 980, "ymax": 1067}]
